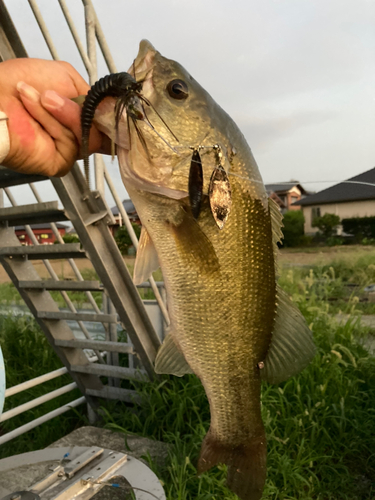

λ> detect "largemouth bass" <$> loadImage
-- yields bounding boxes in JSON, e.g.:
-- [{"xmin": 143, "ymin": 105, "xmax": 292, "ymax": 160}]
[{"xmin": 85, "ymin": 40, "xmax": 315, "ymax": 500}]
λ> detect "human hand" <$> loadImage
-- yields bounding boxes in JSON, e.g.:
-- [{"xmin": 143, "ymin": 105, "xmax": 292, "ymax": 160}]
[{"xmin": 0, "ymin": 58, "xmax": 107, "ymax": 177}]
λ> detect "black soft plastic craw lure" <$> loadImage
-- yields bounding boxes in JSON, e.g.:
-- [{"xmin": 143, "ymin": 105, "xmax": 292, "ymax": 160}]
[{"xmin": 81, "ymin": 71, "xmax": 177, "ymax": 189}]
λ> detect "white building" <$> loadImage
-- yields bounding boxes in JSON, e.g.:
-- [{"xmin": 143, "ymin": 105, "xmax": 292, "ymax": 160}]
[{"xmin": 293, "ymin": 167, "xmax": 375, "ymax": 235}]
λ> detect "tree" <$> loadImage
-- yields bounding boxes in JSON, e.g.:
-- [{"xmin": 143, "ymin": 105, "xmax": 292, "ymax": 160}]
[
  {"xmin": 312, "ymin": 213, "xmax": 340, "ymax": 239},
  {"xmin": 281, "ymin": 210, "xmax": 305, "ymax": 247},
  {"xmin": 115, "ymin": 223, "xmax": 141, "ymax": 254}
]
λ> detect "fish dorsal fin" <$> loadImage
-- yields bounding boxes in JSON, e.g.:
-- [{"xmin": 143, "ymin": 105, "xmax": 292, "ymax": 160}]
[
  {"xmin": 260, "ymin": 286, "xmax": 315, "ymax": 384},
  {"xmin": 269, "ymin": 197, "xmax": 283, "ymax": 275},
  {"xmin": 268, "ymin": 197, "xmax": 284, "ymax": 247},
  {"xmin": 133, "ymin": 226, "xmax": 160, "ymax": 285},
  {"xmin": 155, "ymin": 331, "xmax": 193, "ymax": 377}
]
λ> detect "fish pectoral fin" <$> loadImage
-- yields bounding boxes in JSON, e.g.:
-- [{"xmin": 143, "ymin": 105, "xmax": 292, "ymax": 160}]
[
  {"xmin": 133, "ymin": 226, "xmax": 160, "ymax": 285},
  {"xmin": 198, "ymin": 428, "xmax": 267, "ymax": 500},
  {"xmin": 154, "ymin": 331, "xmax": 193, "ymax": 377},
  {"xmin": 261, "ymin": 285, "xmax": 316, "ymax": 384}
]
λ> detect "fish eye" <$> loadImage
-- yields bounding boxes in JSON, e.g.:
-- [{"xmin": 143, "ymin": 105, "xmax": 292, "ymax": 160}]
[{"xmin": 167, "ymin": 79, "xmax": 189, "ymax": 100}]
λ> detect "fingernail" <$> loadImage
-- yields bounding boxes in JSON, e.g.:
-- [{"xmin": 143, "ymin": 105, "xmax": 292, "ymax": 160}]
[
  {"xmin": 42, "ymin": 90, "xmax": 65, "ymax": 111},
  {"xmin": 16, "ymin": 81, "xmax": 40, "ymax": 103}
]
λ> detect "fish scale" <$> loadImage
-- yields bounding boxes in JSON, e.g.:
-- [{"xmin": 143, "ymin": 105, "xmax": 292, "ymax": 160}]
[{"xmin": 128, "ymin": 175, "xmax": 275, "ymax": 497}]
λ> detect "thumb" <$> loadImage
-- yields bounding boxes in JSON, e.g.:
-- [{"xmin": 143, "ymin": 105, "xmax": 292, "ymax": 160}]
[{"xmin": 41, "ymin": 90, "xmax": 103, "ymax": 154}]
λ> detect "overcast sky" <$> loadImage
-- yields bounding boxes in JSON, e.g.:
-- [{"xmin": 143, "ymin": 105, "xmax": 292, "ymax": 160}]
[{"xmin": 3, "ymin": 0, "xmax": 375, "ymax": 207}]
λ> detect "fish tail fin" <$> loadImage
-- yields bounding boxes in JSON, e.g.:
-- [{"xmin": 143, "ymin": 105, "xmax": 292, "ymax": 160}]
[{"xmin": 197, "ymin": 428, "xmax": 267, "ymax": 500}]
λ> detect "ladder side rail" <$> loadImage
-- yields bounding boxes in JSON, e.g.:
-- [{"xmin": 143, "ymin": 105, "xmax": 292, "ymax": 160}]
[
  {"xmin": 0, "ymin": 0, "xmax": 28, "ymax": 61},
  {"xmin": 0, "ymin": 396, "xmax": 86, "ymax": 446},
  {"xmin": 51, "ymin": 166, "xmax": 161, "ymax": 378},
  {"xmin": 27, "ymin": 0, "xmax": 60, "ymax": 60},
  {"xmin": 5, "ymin": 367, "xmax": 68, "ymax": 397},
  {"xmin": 1, "ymin": 381, "xmax": 78, "ymax": 422}
]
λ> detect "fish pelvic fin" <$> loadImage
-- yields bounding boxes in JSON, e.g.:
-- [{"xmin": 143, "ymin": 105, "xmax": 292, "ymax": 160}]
[{"xmin": 197, "ymin": 428, "xmax": 267, "ymax": 500}]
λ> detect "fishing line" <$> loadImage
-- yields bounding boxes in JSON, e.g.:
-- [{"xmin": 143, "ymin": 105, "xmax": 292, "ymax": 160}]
[
  {"xmin": 187, "ymin": 154, "xmax": 375, "ymax": 189},
  {"xmin": 123, "ymin": 119, "xmax": 375, "ymax": 191},
  {"xmin": 227, "ymin": 176, "xmax": 375, "ymax": 189}
]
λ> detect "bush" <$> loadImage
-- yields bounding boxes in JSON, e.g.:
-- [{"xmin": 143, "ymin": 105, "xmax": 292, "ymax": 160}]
[
  {"xmin": 362, "ymin": 237, "xmax": 375, "ymax": 245},
  {"xmin": 281, "ymin": 210, "xmax": 305, "ymax": 247},
  {"xmin": 326, "ymin": 236, "xmax": 343, "ymax": 246},
  {"xmin": 342, "ymin": 216, "xmax": 375, "ymax": 241},
  {"xmin": 312, "ymin": 213, "xmax": 340, "ymax": 239},
  {"xmin": 115, "ymin": 223, "xmax": 141, "ymax": 254}
]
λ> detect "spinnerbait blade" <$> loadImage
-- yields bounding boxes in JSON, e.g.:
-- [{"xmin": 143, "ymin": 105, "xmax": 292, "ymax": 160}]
[
  {"xmin": 188, "ymin": 149, "xmax": 204, "ymax": 219},
  {"xmin": 208, "ymin": 145, "xmax": 232, "ymax": 229}
]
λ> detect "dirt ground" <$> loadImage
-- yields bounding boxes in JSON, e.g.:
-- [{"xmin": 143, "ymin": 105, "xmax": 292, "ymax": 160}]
[
  {"xmin": 0, "ymin": 256, "xmax": 136, "ymax": 284},
  {"xmin": 279, "ymin": 245, "xmax": 375, "ymax": 267},
  {"xmin": 1, "ymin": 246, "xmax": 375, "ymax": 283}
]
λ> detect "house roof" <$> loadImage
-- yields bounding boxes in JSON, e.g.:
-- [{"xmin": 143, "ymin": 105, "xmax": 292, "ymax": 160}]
[
  {"xmin": 15, "ymin": 223, "xmax": 68, "ymax": 230},
  {"xmin": 111, "ymin": 199, "xmax": 137, "ymax": 216},
  {"xmin": 293, "ymin": 167, "xmax": 375, "ymax": 206},
  {"xmin": 268, "ymin": 191, "xmax": 286, "ymax": 208},
  {"xmin": 265, "ymin": 182, "xmax": 308, "ymax": 195}
]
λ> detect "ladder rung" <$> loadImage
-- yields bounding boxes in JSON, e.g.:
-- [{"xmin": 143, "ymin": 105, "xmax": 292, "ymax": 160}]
[
  {"xmin": 0, "ymin": 243, "xmax": 86, "ymax": 260},
  {"xmin": 37, "ymin": 311, "xmax": 117, "ymax": 323},
  {"xmin": 18, "ymin": 280, "xmax": 103, "ymax": 291},
  {"xmin": 86, "ymin": 386, "xmax": 141, "ymax": 404},
  {"xmin": 86, "ymin": 385, "xmax": 142, "ymax": 404},
  {"xmin": 71, "ymin": 363, "xmax": 148, "ymax": 381},
  {"xmin": 0, "ymin": 201, "xmax": 68, "ymax": 226},
  {"xmin": 55, "ymin": 339, "xmax": 134, "ymax": 354},
  {"xmin": 0, "ymin": 167, "xmax": 48, "ymax": 188}
]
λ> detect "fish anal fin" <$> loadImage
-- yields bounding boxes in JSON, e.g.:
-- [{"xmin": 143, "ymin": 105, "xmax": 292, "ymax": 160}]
[
  {"xmin": 198, "ymin": 428, "xmax": 267, "ymax": 500},
  {"xmin": 133, "ymin": 226, "xmax": 160, "ymax": 285},
  {"xmin": 261, "ymin": 285, "xmax": 316, "ymax": 384},
  {"xmin": 154, "ymin": 331, "xmax": 193, "ymax": 377}
]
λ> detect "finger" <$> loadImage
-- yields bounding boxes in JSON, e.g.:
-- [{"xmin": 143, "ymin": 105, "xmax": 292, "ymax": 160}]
[
  {"xmin": 41, "ymin": 90, "xmax": 104, "ymax": 154},
  {"xmin": 17, "ymin": 82, "xmax": 65, "ymax": 140},
  {"xmin": 17, "ymin": 81, "xmax": 78, "ymax": 176}
]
